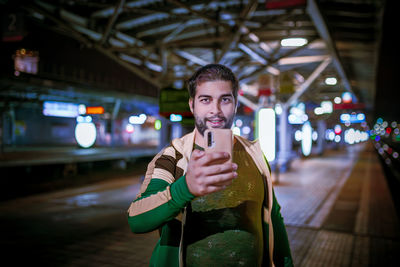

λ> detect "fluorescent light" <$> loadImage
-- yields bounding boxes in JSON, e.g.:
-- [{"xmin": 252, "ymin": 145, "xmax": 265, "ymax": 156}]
[
  {"xmin": 260, "ymin": 42, "xmax": 272, "ymax": 53},
  {"xmin": 281, "ymin": 38, "xmax": 308, "ymax": 47},
  {"xmin": 266, "ymin": 66, "xmax": 280, "ymax": 75},
  {"xmin": 278, "ymin": 55, "xmax": 329, "ymax": 65},
  {"xmin": 325, "ymin": 77, "xmax": 337, "ymax": 85},
  {"xmin": 145, "ymin": 61, "xmax": 162, "ymax": 72},
  {"xmin": 119, "ymin": 54, "xmax": 142, "ymax": 65},
  {"xmin": 238, "ymin": 43, "xmax": 267, "ymax": 65},
  {"xmin": 248, "ymin": 33, "xmax": 260, "ymax": 43}
]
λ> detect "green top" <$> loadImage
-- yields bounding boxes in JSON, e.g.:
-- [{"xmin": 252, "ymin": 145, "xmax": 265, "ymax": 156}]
[{"xmin": 185, "ymin": 141, "xmax": 264, "ymax": 266}]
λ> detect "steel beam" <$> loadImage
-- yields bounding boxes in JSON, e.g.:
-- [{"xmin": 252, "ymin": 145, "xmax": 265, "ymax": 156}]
[
  {"xmin": 307, "ymin": 0, "xmax": 354, "ymax": 97},
  {"xmin": 101, "ymin": 0, "xmax": 125, "ymax": 45},
  {"xmin": 284, "ymin": 56, "xmax": 332, "ymax": 109}
]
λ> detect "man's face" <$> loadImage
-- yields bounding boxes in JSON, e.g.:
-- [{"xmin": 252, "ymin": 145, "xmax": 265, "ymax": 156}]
[{"xmin": 189, "ymin": 80, "xmax": 236, "ymax": 136}]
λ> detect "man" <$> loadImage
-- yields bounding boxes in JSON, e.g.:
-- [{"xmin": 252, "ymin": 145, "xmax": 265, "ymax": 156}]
[{"xmin": 127, "ymin": 64, "xmax": 293, "ymax": 267}]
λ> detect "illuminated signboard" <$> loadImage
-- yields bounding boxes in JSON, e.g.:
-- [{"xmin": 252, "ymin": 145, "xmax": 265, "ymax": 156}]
[
  {"xmin": 86, "ymin": 106, "xmax": 105, "ymax": 114},
  {"xmin": 43, "ymin": 101, "xmax": 80, "ymax": 118},
  {"xmin": 340, "ymin": 113, "xmax": 366, "ymax": 124},
  {"xmin": 256, "ymin": 108, "xmax": 276, "ymax": 161},
  {"xmin": 159, "ymin": 87, "xmax": 192, "ymax": 118},
  {"xmin": 170, "ymin": 114, "xmax": 182, "ymax": 122},
  {"xmin": 14, "ymin": 49, "xmax": 39, "ymax": 75}
]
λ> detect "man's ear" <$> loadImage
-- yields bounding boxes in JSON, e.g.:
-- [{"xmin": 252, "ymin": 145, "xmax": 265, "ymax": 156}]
[{"xmin": 189, "ymin": 98, "xmax": 193, "ymax": 113}]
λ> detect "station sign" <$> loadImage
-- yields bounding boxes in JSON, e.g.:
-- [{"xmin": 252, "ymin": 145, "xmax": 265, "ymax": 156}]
[
  {"xmin": 43, "ymin": 101, "xmax": 80, "ymax": 118},
  {"xmin": 2, "ymin": 11, "xmax": 25, "ymax": 42},
  {"xmin": 159, "ymin": 87, "xmax": 192, "ymax": 118}
]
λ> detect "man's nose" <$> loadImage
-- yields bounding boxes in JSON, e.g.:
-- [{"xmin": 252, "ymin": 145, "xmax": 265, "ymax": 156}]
[{"xmin": 210, "ymin": 101, "xmax": 222, "ymax": 114}]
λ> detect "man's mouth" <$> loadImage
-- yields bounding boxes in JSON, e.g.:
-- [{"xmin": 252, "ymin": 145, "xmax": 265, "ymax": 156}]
[{"xmin": 207, "ymin": 117, "xmax": 225, "ymax": 128}]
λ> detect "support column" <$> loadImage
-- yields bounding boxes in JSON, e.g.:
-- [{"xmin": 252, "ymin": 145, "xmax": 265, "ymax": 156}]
[
  {"xmin": 278, "ymin": 106, "xmax": 291, "ymax": 172},
  {"xmin": 158, "ymin": 117, "xmax": 171, "ymax": 150},
  {"xmin": 316, "ymin": 120, "xmax": 327, "ymax": 155},
  {"xmin": 111, "ymin": 99, "xmax": 121, "ymax": 147}
]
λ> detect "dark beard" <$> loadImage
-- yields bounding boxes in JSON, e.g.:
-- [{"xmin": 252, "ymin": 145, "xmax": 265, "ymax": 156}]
[{"xmin": 194, "ymin": 114, "xmax": 234, "ymax": 136}]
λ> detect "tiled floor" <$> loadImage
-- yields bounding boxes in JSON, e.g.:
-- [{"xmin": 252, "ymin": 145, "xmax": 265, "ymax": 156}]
[{"xmin": 0, "ymin": 141, "xmax": 398, "ymax": 266}]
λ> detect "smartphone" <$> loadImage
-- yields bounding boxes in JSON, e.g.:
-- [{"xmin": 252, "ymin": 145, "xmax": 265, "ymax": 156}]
[{"xmin": 204, "ymin": 128, "xmax": 233, "ymax": 164}]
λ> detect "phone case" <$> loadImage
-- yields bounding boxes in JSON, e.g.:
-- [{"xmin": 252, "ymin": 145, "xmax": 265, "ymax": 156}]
[{"xmin": 204, "ymin": 128, "xmax": 233, "ymax": 164}]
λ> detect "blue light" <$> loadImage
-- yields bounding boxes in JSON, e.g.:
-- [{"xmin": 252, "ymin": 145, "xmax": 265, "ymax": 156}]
[
  {"xmin": 170, "ymin": 114, "xmax": 182, "ymax": 122},
  {"xmin": 129, "ymin": 114, "xmax": 147, "ymax": 124},
  {"xmin": 356, "ymin": 113, "xmax": 365, "ymax": 121},
  {"xmin": 340, "ymin": 113, "xmax": 366, "ymax": 124}
]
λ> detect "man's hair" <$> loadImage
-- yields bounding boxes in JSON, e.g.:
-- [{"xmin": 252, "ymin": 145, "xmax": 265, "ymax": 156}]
[{"xmin": 187, "ymin": 64, "xmax": 239, "ymax": 101}]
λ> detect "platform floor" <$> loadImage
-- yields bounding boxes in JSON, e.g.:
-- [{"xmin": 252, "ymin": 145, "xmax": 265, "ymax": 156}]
[
  {"xmin": 0, "ymin": 141, "xmax": 399, "ymax": 266},
  {"xmin": 0, "ymin": 145, "xmax": 159, "ymax": 167}
]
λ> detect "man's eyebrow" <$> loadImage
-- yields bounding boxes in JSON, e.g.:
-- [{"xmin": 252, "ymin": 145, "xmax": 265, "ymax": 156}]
[
  {"xmin": 197, "ymin": 93, "xmax": 233, "ymax": 98},
  {"xmin": 221, "ymin": 94, "xmax": 233, "ymax": 98},
  {"xmin": 197, "ymin": 94, "xmax": 211, "ymax": 98}
]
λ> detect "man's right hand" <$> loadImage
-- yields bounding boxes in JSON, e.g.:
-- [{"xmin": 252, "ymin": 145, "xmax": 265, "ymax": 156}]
[{"xmin": 185, "ymin": 149, "xmax": 238, "ymax": 197}]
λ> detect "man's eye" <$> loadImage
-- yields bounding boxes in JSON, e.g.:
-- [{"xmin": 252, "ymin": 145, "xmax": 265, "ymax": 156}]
[
  {"xmin": 200, "ymin": 98, "xmax": 210, "ymax": 103},
  {"xmin": 222, "ymin": 97, "xmax": 232, "ymax": 103}
]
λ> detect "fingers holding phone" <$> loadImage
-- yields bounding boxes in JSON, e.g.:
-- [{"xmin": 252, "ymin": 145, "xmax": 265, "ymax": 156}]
[
  {"xmin": 186, "ymin": 129, "xmax": 236, "ymax": 196},
  {"xmin": 204, "ymin": 129, "xmax": 233, "ymax": 164}
]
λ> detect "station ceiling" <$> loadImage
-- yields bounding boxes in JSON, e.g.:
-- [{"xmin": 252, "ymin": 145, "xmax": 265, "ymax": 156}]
[{"xmin": 16, "ymin": 0, "xmax": 385, "ymax": 114}]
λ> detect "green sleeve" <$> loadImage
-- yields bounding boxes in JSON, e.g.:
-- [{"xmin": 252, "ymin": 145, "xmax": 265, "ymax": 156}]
[
  {"xmin": 127, "ymin": 175, "xmax": 194, "ymax": 233},
  {"xmin": 271, "ymin": 190, "xmax": 294, "ymax": 267}
]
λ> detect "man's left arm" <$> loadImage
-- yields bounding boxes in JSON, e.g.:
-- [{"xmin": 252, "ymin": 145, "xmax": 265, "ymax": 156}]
[{"xmin": 271, "ymin": 189, "xmax": 294, "ymax": 267}]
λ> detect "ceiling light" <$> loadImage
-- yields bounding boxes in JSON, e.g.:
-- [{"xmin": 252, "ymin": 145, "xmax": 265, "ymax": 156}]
[
  {"xmin": 325, "ymin": 77, "xmax": 337, "ymax": 85},
  {"xmin": 334, "ymin": 97, "xmax": 341, "ymax": 104},
  {"xmin": 281, "ymin": 38, "xmax": 308, "ymax": 47}
]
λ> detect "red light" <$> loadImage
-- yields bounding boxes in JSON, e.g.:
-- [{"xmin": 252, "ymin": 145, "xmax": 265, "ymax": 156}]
[
  {"xmin": 125, "ymin": 124, "xmax": 134, "ymax": 133},
  {"xmin": 258, "ymin": 88, "xmax": 272, "ymax": 96},
  {"xmin": 386, "ymin": 127, "xmax": 392, "ymax": 134},
  {"xmin": 334, "ymin": 125, "xmax": 342, "ymax": 135},
  {"xmin": 243, "ymin": 106, "xmax": 253, "ymax": 114}
]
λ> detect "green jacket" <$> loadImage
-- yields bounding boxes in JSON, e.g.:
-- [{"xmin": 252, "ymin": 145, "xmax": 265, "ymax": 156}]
[{"xmin": 127, "ymin": 131, "xmax": 293, "ymax": 267}]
